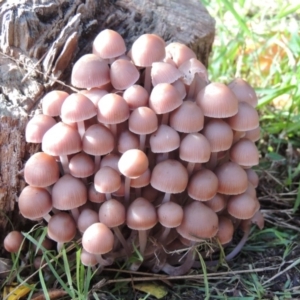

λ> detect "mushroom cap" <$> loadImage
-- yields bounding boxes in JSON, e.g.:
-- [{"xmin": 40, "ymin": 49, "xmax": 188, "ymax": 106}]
[
  {"xmin": 47, "ymin": 212, "xmax": 77, "ymax": 243},
  {"xmin": 80, "ymin": 248, "xmax": 98, "ymax": 267},
  {"xmin": 227, "ymin": 102, "xmax": 259, "ymax": 132},
  {"xmin": 187, "ymin": 169, "xmax": 219, "ymax": 201},
  {"xmin": 130, "ymin": 168, "xmax": 151, "ymax": 188},
  {"xmin": 149, "ymin": 83, "xmax": 182, "ymax": 114},
  {"xmin": 82, "ymin": 223, "xmax": 114, "ymax": 255},
  {"xmin": 150, "ymin": 159, "xmax": 188, "ymax": 194},
  {"xmin": 149, "ymin": 125, "xmax": 180, "ymax": 153},
  {"xmin": 99, "ymin": 199, "xmax": 126, "ymax": 228},
  {"xmin": 93, "ymin": 29, "xmax": 126, "ymax": 59},
  {"xmin": 127, "ymin": 197, "xmax": 157, "ymax": 230},
  {"xmin": 4, "ymin": 231, "xmax": 24, "ymax": 253},
  {"xmin": 129, "ymin": 106, "xmax": 158, "ymax": 135},
  {"xmin": 118, "ymin": 130, "xmax": 139, "ymax": 153},
  {"xmin": 61, "ymin": 93, "xmax": 97, "ymax": 123},
  {"xmin": 77, "ymin": 208, "xmax": 99, "ymax": 233},
  {"xmin": 164, "ymin": 42, "xmax": 196, "ymax": 67},
  {"xmin": 178, "ymin": 58, "xmax": 208, "ymax": 85},
  {"xmin": 244, "ymin": 126, "xmax": 260, "ymax": 142},
  {"xmin": 97, "ymin": 93, "xmax": 129, "ymax": 125},
  {"xmin": 123, "ymin": 85, "xmax": 149, "ymax": 110},
  {"xmin": 157, "ymin": 201, "xmax": 183, "ymax": 228},
  {"xmin": 26, "ymin": 114, "xmax": 56, "ymax": 143},
  {"xmin": 131, "ymin": 34, "xmax": 166, "ymax": 67},
  {"xmin": 201, "ymin": 119, "xmax": 233, "ymax": 152},
  {"xmin": 71, "ymin": 54, "xmax": 110, "ymax": 89},
  {"xmin": 88, "ymin": 184, "xmax": 106, "ymax": 203},
  {"xmin": 227, "ymin": 193, "xmax": 259, "ymax": 219},
  {"xmin": 80, "ymin": 88, "xmax": 108, "ymax": 107},
  {"xmin": 42, "ymin": 122, "xmax": 82, "ymax": 156},
  {"xmin": 94, "ymin": 166, "xmax": 121, "ymax": 194},
  {"xmin": 229, "ymin": 138, "xmax": 259, "ymax": 167},
  {"xmin": 42, "ymin": 90, "xmax": 69, "ymax": 117},
  {"xmin": 82, "ymin": 124, "xmax": 114, "ymax": 156},
  {"xmin": 214, "ymin": 162, "xmax": 248, "ymax": 195},
  {"xmin": 169, "ymin": 100, "xmax": 204, "ymax": 133},
  {"xmin": 228, "ymin": 78, "xmax": 258, "ymax": 107},
  {"xmin": 69, "ymin": 152, "xmax": 95, "ymax": 178},
  {"xmin": 24, "ymin": 152, "xmax": 59, "ymax": 187},
  {"xmin": 118, "ymin": 149, "xmax": 149, "ymax": 179},
  {"xmin": 176, "ymin": 201, "xmax": 219, "ymax": 240},
  {"xmin": 18, "ymin": 186, "xmax": 52, "ymax": 220},
  {"xmin": 179, "ymin": 133, "xmax": 211, "ymax": 163},
  {"xmin": 216, "ymin": 216, "xmax": 234, "ymax": 245},
  {"xmin": 151, "ymin": 62, "xmax": 183, "ymax": 86},
  {"xmin": 110, "ymin": 59, "xmax": 140, "ymax": 90},
  {"xmin": 196, "ymin": 82, "xmax": 238, "ymax": 118},
  {"xmin": 52, "ymin": 174, "xmax": 87, "ymax": 210},
  {"xmin": 204, "ymin": 193, "xmax": 227, "ymax": 213},
  {"xmin": 245, "ymin": 168, "xmax": 259, "ymax": 188}
]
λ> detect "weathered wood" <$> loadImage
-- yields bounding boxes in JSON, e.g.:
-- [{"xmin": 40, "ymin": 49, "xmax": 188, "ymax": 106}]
[{"xmin": 0, "ymin": 0, "xmax": 215, "ymax": 237}]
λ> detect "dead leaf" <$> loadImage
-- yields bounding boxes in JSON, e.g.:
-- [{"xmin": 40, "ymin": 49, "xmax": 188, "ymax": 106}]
[{"xmin": 134, "ymin": 282, "xmax": 168, "ymax": 299}]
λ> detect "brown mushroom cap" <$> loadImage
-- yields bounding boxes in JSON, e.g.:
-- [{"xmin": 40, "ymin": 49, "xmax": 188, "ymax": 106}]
[
  {"xmin": 227, "ymin": 193, "xmax": 259, "ymax": 219},
  {"xmin": 169, "ymin": 100, "xmax": 204, "ymax": 133},
  {"xmin": 228, "ymin": 78, "xmax": 258, "ymax": 107},
  {"xmin": 69, "ymin": 152, "xmax": 95, "ymax": 178},
  {"xmin": 52, "ymin": 174, "xmax": 87, "ymax": 210},
  {"xmin": 24, "ymin": 152, "xmax": 59, "ymax": 187},
  {"xmin": 196, "ymin": 82, "xmax": 238, "ymax": 118},
  {"xmin": 94, "ymin": 166, "xmax": 121, "ymax": 194},
  {"xmin": 151, "ymin": 62, "xmax": 183, "ymax": 86},
  {"xmin": 71, "ymin": 54, "xmax": 110, "ymax": 89},
  {"xmin": 216, "ymin": 216, "xmax": 234, "ymax": 245},
  {"xmin": 42, "ymin": 90, "xmax": 69, "ymax": 117},
  {"xmin": 229, "ymin": 138, "xmax": 259, "ymax": 167},
  {"xmin": 151, "ymin": 159, "xmax": 188, "ymax": 194},
  {"xmin": 214, "ymin": 162, "xmax": 248, "ymax": 195},
  {"xmin": 164, "ymin": 42, "xmax": 196, "ymax": 67},
  {"xmin": 93, "ymin": 29, "xmax": 126, "ymax": 59},
  {"xmin": 4, "ymin": 231, "xmax": 24, "ymax": 253},
  {"xmin": 77, "ymin": 208, "xmax": 99, "ymax": 233},
  {"xmin": 61, "ymin": 93, "xmax": 97, "ymax": 124},
  {"xmin": 42, "ymin": 122, "xmax": 82, "ymax": 156},
  {"xmin": 26, "ymin": 114, "xmax": 56, "ymax": 143},
  {"xmin": 204, "ymin": 193, "xmax": 227, "ymax": 213},
  {"xmin": 118, "ymin": 149, "xmax": 149, "ymax": 179},
  {"xmin": 99, "ymin": 199, "xmax": 126, "ymax": 228},
  {"xmin": 127, "ymin": 197, "xmax": 157, "ymax": 230},
  {"xmin": 177, "ymin": 201, "xmax": 219, "ymax": 240},
  {"xmin": 157, "ymin": 201, "xmax": 183, "ymax": 228},
  {"xmin": 18, "ymin": 186, "xmax": 52, "ymax": 220},
  {"xmin": 47, "ymin": 212, "xmax": 77, "ymax": 243},
  {"xmin": 131, "ymin": 34, "xmax": 166, "ymax": 67},
  {"xmin": 82, "ymin": 223, "xmax": 114, "ymax": 254},
  {"xmin": 188, "ymin": 169, "xmax": 219, "ymax": 201},
  {"xmin": 202, "ymin": 119, "xmax": 234, "ymax": 152}
]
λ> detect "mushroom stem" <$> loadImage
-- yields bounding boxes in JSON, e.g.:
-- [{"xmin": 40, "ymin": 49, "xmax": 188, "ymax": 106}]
[
  {"xmin": 161, "ymin": 245, "xmax": 196, "ymax": 275},
  {"xmin": 105, "ymin": 193, "xmax": 111, "ymax": 201},
  {"xmin": 206, "ymin": 152, "xmax": 218, "ymax": 170},
  {"xmin": 43, "ymin": 214, "xmax": 51, "ymax": 223},
  {"xmin": 162, "ymin": 193, "xmax": 171, "ymax": 203},
  {"xmin": 161, "ymin": 113, "xmax": 169, "ymax": 125},
  {"xmin": 186, "ymin": 162, "xmax": 195, "ymax": 176},
  {"xmin": 187, "ymin": 78, "xmax": 196, "ymax": 99},
  {"xmin": 139, "ymin": 134, "xmax": 146, "ymax": 151},
  {"xmin": 109, "ymin": 124, "xmax": 118, "ymax": 137},
  {"xmin": 124, "ymin": 177, "xmax": 131, "ymax": 205},
  {"xmin": 77, "ymin": 121, "xmax": 86, "ymax": 139},
  {"xmin": 95, "ymin": 254, "xmax": 113, "ymax": 266},
  {"xmin": 112, "ymin": 227, "xmax": 131, "ymax": 257},
  {"xmin": 59, "ymin": 155, "xmax": 70, "ymax": 174},
  {"xmin": 70, "ymin": 208, "xmax": 80, "ymax": 222},
  {"xmin": 138, "ymin": 229, "xmax": 148, "ymax": 256},
  {"xmin": 158, "ymin": 227, "xmax": 171, "ymax": 242},
  {"xmin": 94, "ymin": 156, "xmax": 101, "ymax": 172},
  {"xmin": 144, "ymin": 67, "xmax": 152, "ymax": 94}
]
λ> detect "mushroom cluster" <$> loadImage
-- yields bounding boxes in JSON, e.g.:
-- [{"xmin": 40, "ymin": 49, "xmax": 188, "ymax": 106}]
[{"xmin": 6, "ymin": 29, "xmax": 264, "ymax": 275}]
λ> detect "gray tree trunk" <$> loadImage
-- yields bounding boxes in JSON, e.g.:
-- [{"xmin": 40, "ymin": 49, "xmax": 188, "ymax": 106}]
[{"xmin": 0, "ymin": 0, "xmax": 215, "ymax": 236}]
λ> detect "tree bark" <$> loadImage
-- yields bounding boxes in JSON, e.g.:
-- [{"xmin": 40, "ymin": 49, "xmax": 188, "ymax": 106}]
[{"xmin": 0, "ymin": 0, "xmax": 215, "ymax": 237}]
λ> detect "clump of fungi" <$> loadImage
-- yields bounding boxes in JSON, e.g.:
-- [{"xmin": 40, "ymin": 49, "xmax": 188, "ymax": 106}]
[{"xmin": 6, "ymin": 29, "xmax": 264, "ymax": 275}]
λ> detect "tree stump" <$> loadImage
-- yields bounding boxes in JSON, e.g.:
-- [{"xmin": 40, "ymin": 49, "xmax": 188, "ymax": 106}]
[{"xmin": 0, "ymin": 0, "xmax": 215, "ymax": 238}]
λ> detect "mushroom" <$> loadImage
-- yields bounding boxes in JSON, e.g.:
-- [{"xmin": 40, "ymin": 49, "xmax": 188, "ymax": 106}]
[{"xmin": 4, "ymin": 231, "xmax": 25, "ymax": 253}]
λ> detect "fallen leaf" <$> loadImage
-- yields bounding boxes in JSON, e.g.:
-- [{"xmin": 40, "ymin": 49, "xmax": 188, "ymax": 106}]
[
  {"xmin": 2, "ymin": 283, "xmax": 33, "ymax": 300},
  {"xmin": 31, "ymin": 289, "xmax": 68, "ymax": 300},
  {"xmin": 134, "ymin": 283, "xmax": 168, "ymax": 299}
]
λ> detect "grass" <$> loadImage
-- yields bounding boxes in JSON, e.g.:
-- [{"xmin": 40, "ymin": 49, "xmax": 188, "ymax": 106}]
[{"xmin": 1, "ymin": 0, "xmax": 300, "ymax": 299}]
